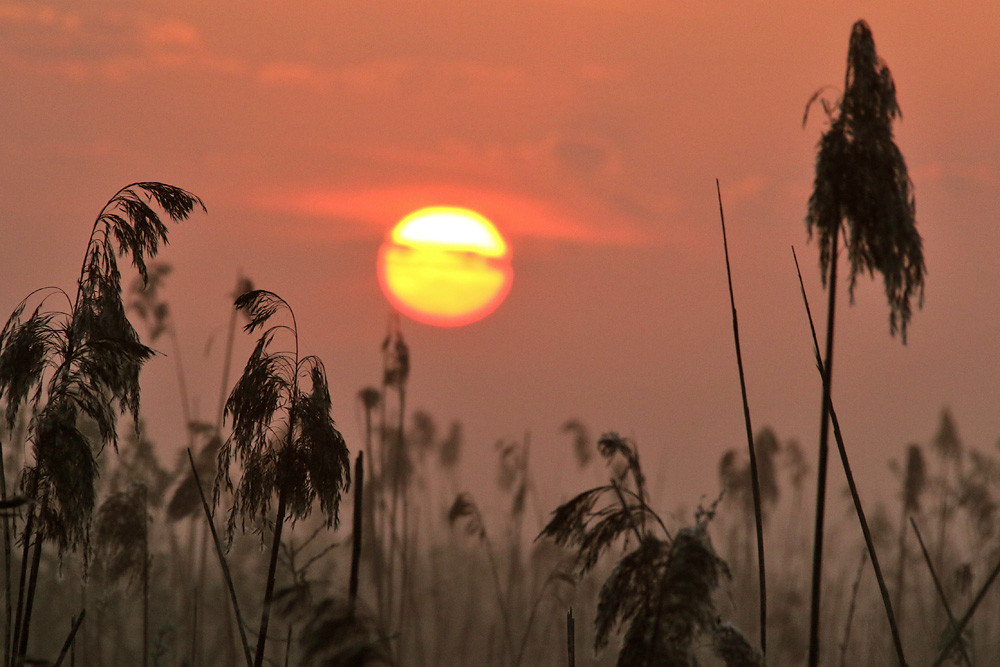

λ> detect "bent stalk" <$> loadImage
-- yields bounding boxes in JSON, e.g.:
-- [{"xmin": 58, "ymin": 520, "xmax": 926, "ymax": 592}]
[
  {"xmin": 188, "ymin": 450, "xmax": 253, "ymax": 667},
  {"xmin": 794, "ymin": 248, "xmax": 906, "ymax": 665}
]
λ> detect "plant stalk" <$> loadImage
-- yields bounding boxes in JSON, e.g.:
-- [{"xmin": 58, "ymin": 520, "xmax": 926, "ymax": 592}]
[
  {"xmin": 255, "ymin": 489, "xmax": 287, "ymax": 667},
  {"xmin": 932, "ymin": 551, "xmax": 1000, "ymax": 666},
  {"xmin": 388, "ymin": 379, "xmax": 409, "ymax": 641},
  {"xmin": 839, "ymin": 551, "xmax": 867, "ymax": 667},
  {"xmin": 142, "ymin": 486, "xmax": 149, "ymax": 667},
  {"xmin": 16, "ymin": 526, "xmax": 43, "ymax": 662},
  {"xmin": 187, "ymin": 449, "xmax": 253, "ymax": 667},
  {"xmin": 716, "ymin": 180, "xmax": 766, "ymax": 654},
  {"xmin": 794, "ymin": 247, "xmax": 906, "ymax": 666},
  {"xmin": 910, "ymin": 518, "xmax": 972, "ymax": 667},
  {"xmin": 567, "ymin": 608, "xmax": 575, "ymax": 667},
  {"xmin": 0, "ymin": 438, "xmax": 10, "ymax": 666},
  {"xmin": 9, "ymin": 485, "xmax": 35, "ymax": 667},
  {"xmin": 53, "ymin": 611, "xmax": 85, "ymax": 667},
  {"xmin": 807, "ymin": 229, "xmax": 839, "ymax": 667},
  {"xmin": 349, "ymin": 452, "xmax": 364, "ymax": 619},
  {"xmin": 894, "ymin": 504, "xmax": 908, "ymax": 634}
]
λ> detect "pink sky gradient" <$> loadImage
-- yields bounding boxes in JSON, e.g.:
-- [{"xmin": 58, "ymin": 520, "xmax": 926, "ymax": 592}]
[{"xmin": 2, "ymin": 1, "xmax": 999, "ymax": 515}]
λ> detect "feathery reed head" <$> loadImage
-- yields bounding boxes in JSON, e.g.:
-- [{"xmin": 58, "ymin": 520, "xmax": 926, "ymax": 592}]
[
  {"xmin": 94, "ymin": 484, "xmax": 148, "ymax": 589},
  {"xmin": 381, "ymin": 313, "xmax": 409, "ymax": 389},
  {"xmin": 712, "ymin": 621, "xmax": 765, "ymax": 667},
  {"xmin": 933, "ymin": 408, "xmax": 962, "ymax": 461},
  {"xmin": 805, "ymin": 19, "xmax": 924, "ymax": 341},
  {"xmin": 901, "ymin": 443, "xmax": 927, "ymax": 514},
  {"xmin": 448, "ymin": 492, "xmax": 485, "ymax": 539},
  {"xmin": 218, "ymin": 290, "xmax": 351, "ymax": 542},
  {"xmin": 596, "ymin": 524, "xmax": 730, "ymax": 667},
  {"xmin": 561, "ymin": 418, "xmax": 593, "ymax": 468}
]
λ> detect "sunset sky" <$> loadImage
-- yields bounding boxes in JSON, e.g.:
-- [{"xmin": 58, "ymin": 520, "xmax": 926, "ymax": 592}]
[{"xmin": 2, "ymin": 1, "xmax": 998, "ymax": 515}]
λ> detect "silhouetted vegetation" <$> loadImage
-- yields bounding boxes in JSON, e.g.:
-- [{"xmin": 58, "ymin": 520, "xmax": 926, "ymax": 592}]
[
  {"xmin": 2, "ymin": 17, "xmax": 998, "ymax": 667},
  {"xmin": 0, "ymin": 182, "xmax": 203, "ymax": 666},
  {"xmin": 803, "ymin": 19, "xmax": 923, "ymax": 666}
]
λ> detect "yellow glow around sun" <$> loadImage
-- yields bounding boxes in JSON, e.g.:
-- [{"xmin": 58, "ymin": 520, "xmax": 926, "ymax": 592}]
[{"xmin": 378, "ymin": 207, "xmax": 513, "ymax": 327}]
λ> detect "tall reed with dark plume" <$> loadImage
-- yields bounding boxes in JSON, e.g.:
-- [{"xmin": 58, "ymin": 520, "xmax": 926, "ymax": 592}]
[
  {"xmin": 802, "ymin": 20, "xmax": 924, "ymax": 666},
  {"xmin": 0, "ymin": 182, "xmax": 203, "ymax": 665},
  {"xmin": 214, "ymin": 289, "xmax": 351, "ymax": 666}
]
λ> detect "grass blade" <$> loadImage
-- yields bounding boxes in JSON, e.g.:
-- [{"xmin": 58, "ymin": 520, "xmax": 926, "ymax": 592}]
[
  {"xmin": 716, "ymin": 179, "xmax": 766, "ymax": 654},
  {"xmin": 793, "ymin": 247, "xmax": 906, "ymax": 665},
  {"xmin": 53, "ymin": 611, "xmax": 85, "ymax": 667},
  {"xmin": 349, "ymin": 452, "xmax": 364, "ymax": 619},
  {"xmin": 187, "ymin": 449, "xmax": 254, "ymax": 667},
  {"xmin": 567, "ymin": 608, "xmax": 575, "ymax": 667},
  {"xmin": 838, "ymin": 550, "xmax": 866, "ymax": 667},
  {"xmin": 928, "ymin": 534, "xmax": 1000, "ymax": 665},
  {"xmin": 910, "ymin": 518, "xmax": 972, "ymax": 667}
]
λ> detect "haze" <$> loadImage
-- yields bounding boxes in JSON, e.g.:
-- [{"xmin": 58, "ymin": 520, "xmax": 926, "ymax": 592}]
[{"xmin": 2, "ymin": 1, "xmax": 998, "ymax": 515}]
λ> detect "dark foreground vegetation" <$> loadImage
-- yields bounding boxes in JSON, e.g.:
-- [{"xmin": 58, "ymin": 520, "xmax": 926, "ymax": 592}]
[{"xmin": 0, "ymin": 18, "xmax": 997, "ymax": 667}]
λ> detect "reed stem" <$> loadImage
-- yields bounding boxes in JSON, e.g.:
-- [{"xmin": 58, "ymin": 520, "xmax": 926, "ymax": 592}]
[
  {"xmin": 566, "ymin": 608, "xmax": 575, "ymax": 667},
  {"xmin": 716, "ymin": 180, "xmax": 766, "ymax": 654},
  {"xmin": 187, "ymin": 449, "xmax": 253, "ymax": 667},
  {"xmin": 794, "ymin": 247, "xmax": 906, "ymax": 666},
  {"xmin": 349, "ymin": 452, "xmax": 364, "ymax": 619},
  {"xmin": 807, "ymin": 229, "xmax": 838, "ymax": 667},
  {"xmin": 910, "ymin": 518, "xmax": 972, "ymax": 667},
  {"xmin": 53, "ymin": 611, "xmax": 85, "ymax": 667},
  {"xmin": 254, "ymin": 490, "xmax": 287, "ymax": 667}
]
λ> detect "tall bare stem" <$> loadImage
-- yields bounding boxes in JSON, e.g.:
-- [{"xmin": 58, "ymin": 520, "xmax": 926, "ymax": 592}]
[
  {"xmin": 794, "ymin": 247, "xmax": 906, "ymax": 665},
  {"xmin": 716, "ymin": 180, "xmax": 766, "ymax": 654},
  {"xmin": 807, "ymin": 229, "xmax": 838, "ymax": 667}
]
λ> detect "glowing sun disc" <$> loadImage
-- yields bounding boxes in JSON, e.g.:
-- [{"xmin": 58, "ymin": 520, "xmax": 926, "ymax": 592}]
[{"xmin": 377, "ymin": 207, "xmax": 513, "ymax": 327}]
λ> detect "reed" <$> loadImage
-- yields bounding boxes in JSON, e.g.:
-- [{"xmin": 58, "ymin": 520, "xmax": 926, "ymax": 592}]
[
  {"xmin": 215, "ymin": 290, "xmax": 350, "ymax": 666},
  {"xmin": 0, "ymin": 182, "xmax": 203, "ymax": 665},
  {"xmin": 802, "ymin": 21, "xmax": 923, "ymax": 665},
  {"xmin": 716, "ymin": 179, "xmax": 766, "ymax": 655},
  {"xmin": 793, "ymin": 247, "xmax": 905, "ymax": 664}
]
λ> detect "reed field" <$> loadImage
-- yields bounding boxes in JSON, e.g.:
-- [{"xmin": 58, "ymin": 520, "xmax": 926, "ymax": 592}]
[{"xmin": 2, "ymin": 19, "xmax": 998, "ymax": 667}]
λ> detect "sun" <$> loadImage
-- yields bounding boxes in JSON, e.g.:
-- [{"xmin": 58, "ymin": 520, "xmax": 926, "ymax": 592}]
[{"xmin": 377, "ymin": 207, "xmax": 513, "ymax": 327}]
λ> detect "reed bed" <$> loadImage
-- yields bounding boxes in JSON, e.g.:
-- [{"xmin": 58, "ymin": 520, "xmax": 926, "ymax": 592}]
[{"xmin": 0, "ymin": 21, "xmax": 997, "ymax": 666}]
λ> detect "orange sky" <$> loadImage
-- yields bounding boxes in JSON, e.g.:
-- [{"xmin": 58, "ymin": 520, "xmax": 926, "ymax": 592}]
[{"xmin": 1, "ymin": 1, "xmax": 999, "ymax": 514}]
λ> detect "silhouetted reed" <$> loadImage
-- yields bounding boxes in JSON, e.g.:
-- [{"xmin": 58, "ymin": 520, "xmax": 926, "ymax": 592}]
[
  {"xmin": 802, "ymin": 19, "xmax": 923, "ymax": 666},
  {"xmin": 0, "ymin": 182, "xmax": 203, "ymax": 665},
  {"xmin": 539, "ymin": 433, "xmax": 761, "ymax": 667},
  {"xmin": 215, "ymin": 289, "xmax": 351, "ymax": 667},
  {"xmin": 716, "ymin": 179, "xmax": 767, "ymax": 655}
]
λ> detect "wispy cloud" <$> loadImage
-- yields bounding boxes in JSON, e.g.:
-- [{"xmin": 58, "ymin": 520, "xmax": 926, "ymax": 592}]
[
  {"xmin": 912, "ymin": 159, "xmax": 999, "ymax": 188},
  {"xmin": 0, "ymin": 4, "xmax": 241, "ymax": 80},
  {"xmin": 257, "ymin": 59, "xmax": 416, "ymax": 94},
  {"xmin": 250, "ymin": 182, "xmax": 655, "ymax": 247},
  {"xmin": 0, "ymin": 3, "xmax": 80, "ymax": 30}
]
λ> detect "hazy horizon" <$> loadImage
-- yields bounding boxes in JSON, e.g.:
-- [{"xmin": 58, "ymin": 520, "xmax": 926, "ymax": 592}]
[{"xmin": 2, "ymin": 1, "xmax": 999, "ymax": 516}]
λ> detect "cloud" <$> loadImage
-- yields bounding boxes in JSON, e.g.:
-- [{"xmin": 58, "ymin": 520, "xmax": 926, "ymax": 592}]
[
  {"xmin": 0, "ymin": 3, "xmax": 80, "ymax": 30},
  {"xmin": 0, "ymin": 5, "xmax": 241, "ymax": 80},
  {"xmin": 913, "ymin": 159, "xmax": 999, "ymax": 189},
  {"xmin": 257, "ymin": 59, "xmax": 415, "ymax": 94},
  {"xmin": 236, "ymin": 121, "xmax": 688, "ymax": 250},
  {"xmin": 141, "ymin": 17, "xmax": 199, "ymax": 49},
  {"xmin": 723, "ymin": 174, "xmax": 769, "ymax": 204},
  {"xmin": 250, "ymin": 182, "xmax": 654, "ymax": 247}
]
